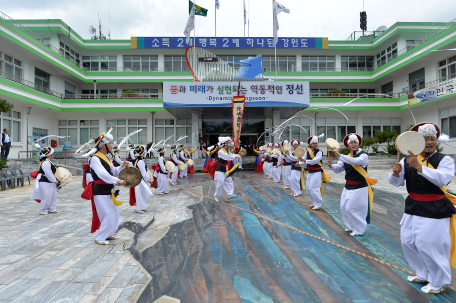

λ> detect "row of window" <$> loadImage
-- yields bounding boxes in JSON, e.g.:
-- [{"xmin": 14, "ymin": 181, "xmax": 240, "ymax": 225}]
[
  {"xmin": 60, "ymin": 42, "xmax": 80, "ymax": 66},
  {"xmin": 0, "ymin": 51, "xmax": 23, "ymax": 79},
  {"xmin": 310, "ymin": 88, "xmax": 376, "ymax": 94},
  {"xmin": 438, "ymin": 55, "xmax": 456, "ymax": 80},
  {"xmin": 82, "ymin": 55, "xmax": 117, "ymax": 71},
  {"xmin": 0, "ymin": 111, "xmax": 22, "ymax": 142}
]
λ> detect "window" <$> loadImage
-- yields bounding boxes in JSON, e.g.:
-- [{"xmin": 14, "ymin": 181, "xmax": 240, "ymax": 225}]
[
  {"xmin": 276, "ymin": 118, "xmax": 310, "ymax": 142},
  {"xmin": 217, "ymin": 55, "xmax": 256, "ymax": 69},
  {"xmin": 1, "ymin": 52, "xmax": 22, "ymax": 81},
  {"xmin": 155, "ymin": 119, "xmax": 192, "ymax": 145},
  {"xmin": 164, "ymin": 55, "xmax": 188, "ymax": 72},
  {"xmin": 122, "ymin": 55, "xmax": 158, "ymax": 72},
  {"xmin": 123, "ymin": 89, "xmax": 159, "ymax": 97},
  {"xmin": 376, "ymin": 42, "xmax": 397, "ymax": 67},
  {"xmin": 381, "ymin": 81, "xmax": 393, "ymax": 95},
  {"xmin": 262, "ymin": 56, "xmax": 296, "ymax": 72},
  {"xmin": 440, "ymin": 106, "xmax": 456, "ymax": 138},
  {"xmin": 35, "ymin": 68, "xmax": 50, "ymax": 93},
  {"xmin": 406, "ymin": 40, "xmax": 415, "ymax": 51},
  {"xmin": 301, "ymin": 56, "xmax": 335, "ymax": 71},
  {"xmin": 362, "ymin": 118, "xmax": 401, "ymax": 138},
  {"xmin": 65, "ymin": 82, "xmax": 76, "ymax": 99},
  {"xmin": 317, "ymin": 118, "xmax": 356, "ymax": 142},
  {"xmin": 82, "ymin": 55, "xmax": 117, "ymax": 71},
  {"xmin": 59, "ymin": 42, "xmax": 80, "ymax": 66},
  {"xmin": 107, "ymin": 119, "xmax": 147, "ymax": 144},
  {"xmin": 341, "ymin": 56, "xmax": 374, "ymax": 71},
  {"xmin": 1, "ymin": 111, "xmax": 22, "ymax": 142},
  {"xmin": 437, "ymin": 55, "xmax": 456, "ymax": 81},
  {"xmin": 409, "ymin": 68, "xmax": 425, "ymax": 92},
  {"xmin": 58, "ymin": 120, "xmax": 99, "ymax": 145}
]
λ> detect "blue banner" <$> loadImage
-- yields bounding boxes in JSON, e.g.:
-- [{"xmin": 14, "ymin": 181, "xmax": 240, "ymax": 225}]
[{"xmin": 131, "ymin": 37, "xmax": 328, "ymax": 49}]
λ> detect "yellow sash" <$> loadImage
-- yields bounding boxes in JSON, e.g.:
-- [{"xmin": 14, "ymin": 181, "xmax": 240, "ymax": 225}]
[
  {"xmin": 417, "ymin": 154, "xmax": 456, "ymax": 270},
  {"xmin": 94, "ymin": 152, "xmax": 122, "ymax": 207},
  {"xmin": 348, "ymin": 152, "xmax": 377, "ymax": 224},
  {"xmin": 308, "ymin": 149, "xmax": 331, "ymax": 196}
]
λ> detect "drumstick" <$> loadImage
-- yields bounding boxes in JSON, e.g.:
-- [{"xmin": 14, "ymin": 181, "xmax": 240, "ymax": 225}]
[{"xmin": 396, "ymin": 151, "xmax": 400, "ymax": 163}]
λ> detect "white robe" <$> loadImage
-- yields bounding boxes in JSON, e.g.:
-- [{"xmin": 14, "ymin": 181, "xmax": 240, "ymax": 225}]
[
  {"xmin": 214, "ymin": 149, "xmax": 235, "ymax": 199},
  {"xmin": 327, "ymin": 151, "xmax": 369, "ymax": 235},
  {"xmin": 170, "ymin": 152, "xmax": 179, "ymax": 184},
  {"xmin": 304, "ymin": 150, "xmax": 324, "ymax": 208},
  {"xmin": 389, "ymin": 154, "xmax": 455, "ymax": 287},
  {"xmin": 179, "ymin": 150, "xmax": 188, "ymax": 177},
  {"xmin": 286, "ymin": 152, "xmax": 302, "ymax": 195},
  {"xmin": 264, "ymin": 152, "xmax": 271, "ymax": 177},
  {"xmin": 90, "ymin": 156, "xmax": 123, "ymax": 242},
  {"xmin": 279, "ymin": 154, "xmax": 291, "ymax": 188},
  {"xmin": 133, "ymin": 159, "xmax": 152, "ymax": 211},
  {"xmin": 30, "ymin": 160, "xmax": 58, "ymax": 213},
  {"xmin": 271, "ymin": 154, "xmax": 281, "ymax": 182},
  {"xmin": 157, "ymin": 157, "xmax": 169, "ymax": 194}
]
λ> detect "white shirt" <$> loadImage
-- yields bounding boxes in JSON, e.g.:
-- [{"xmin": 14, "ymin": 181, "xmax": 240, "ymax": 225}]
[
  {"xmin": 89, "ymin": 156, "xmax": 122, "ymax": 184},
  {"xmin": 388, "ymin": 152, "xmax": 455, "ymax": 188},
  {"xmin": 136, "ymin": 159, "xmax": 149, "ymax": 182},
  {"xmin": 159, "ymin": 156, "xmax": 167, "ymax": 172},
  {"xmin": 327, "ymin": 149, "xmax": 368, "ymax": 173},
  {"xmin": 217, "ymin": 149, "xmax": 236, "ymax": 171},
  {"xmin": 41, "ymin": 160, "xmax": 57, "ymax": 183}
]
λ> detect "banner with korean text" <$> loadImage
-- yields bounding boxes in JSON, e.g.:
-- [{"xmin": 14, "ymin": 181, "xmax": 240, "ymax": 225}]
[
  {"xmin": 163, "ymin": 82, "xmax": 309, "ymax": 107},
  {"xmin": 232, "ymin": 95, "xmax": 246, "ymax": 148},
  {"xmin": 407, "ymin": 78, "xmax": 455, "ymax": 106}
]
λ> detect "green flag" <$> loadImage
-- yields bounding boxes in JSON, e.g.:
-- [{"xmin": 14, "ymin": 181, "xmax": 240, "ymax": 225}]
[{"xmin": 189, "ymin": 1, "xmax": 208, "ymax": 17}]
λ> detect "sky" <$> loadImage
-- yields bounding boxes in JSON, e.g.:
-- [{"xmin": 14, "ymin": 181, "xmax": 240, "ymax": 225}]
[{"xmin": 2, "ymin": 0, "xmax": 455, "ymax": 40}]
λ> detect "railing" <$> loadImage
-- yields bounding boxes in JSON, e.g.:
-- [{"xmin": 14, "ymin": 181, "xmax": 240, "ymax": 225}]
[
  {"xmin": 376, "ymin": 17, "xmax": 456, "ymax": 69},
  {"xmin": 309, "ymin": 93, "xmax": 394, "ymax": 99},
  {"xmin": 0, "ymin": 11, "xmax": 83, "ymax": 69},
  {"xmin": 346, "ymin": 30, "xmax": 386, "ymax": 42},
  {"xmin": 394, "ymin": 73, "xmax": 456, "ymax": 98}
]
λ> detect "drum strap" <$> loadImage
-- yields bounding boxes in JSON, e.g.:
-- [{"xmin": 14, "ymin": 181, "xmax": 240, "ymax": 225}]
[
  {"xmin": 417, "ymin": 154, "xmax": 456, "ymax": 270},
  {"xmin": 308, "ymin": 149, "xmax": 331, "ymax": 197},
  {"xmin": 348, "ymin": 153, "xmax": 377, "ymax": 224}
]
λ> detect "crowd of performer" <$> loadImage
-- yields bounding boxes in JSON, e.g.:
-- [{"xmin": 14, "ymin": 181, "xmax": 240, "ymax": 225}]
[{"xmin": 28, "ymin": 122, "xmax": 456, "ymax": 294}]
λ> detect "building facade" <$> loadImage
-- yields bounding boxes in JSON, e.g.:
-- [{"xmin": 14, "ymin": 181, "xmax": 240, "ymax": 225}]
[{"xmin": 1, "ymin": 12, "xmax": 456, "ymax": 158}]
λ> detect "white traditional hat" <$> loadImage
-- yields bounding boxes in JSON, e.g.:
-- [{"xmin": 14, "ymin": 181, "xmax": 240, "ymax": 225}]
[
  {"xmin": 218, "ymin": 136, "xmax": 232, "ymax": 146},
  {"xmin": 39, "ymin": 146, "xmax": 54, "ymax": 159}
]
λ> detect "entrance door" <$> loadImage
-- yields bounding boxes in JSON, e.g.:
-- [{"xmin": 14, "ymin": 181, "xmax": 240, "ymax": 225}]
[{"xmin": 239, "ymin": 134, "xmax": 258, "ymax": 156}]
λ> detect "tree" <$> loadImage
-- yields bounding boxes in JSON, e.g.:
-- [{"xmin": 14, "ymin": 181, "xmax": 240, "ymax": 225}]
[
  {"xmin": 375, "ymin": 128, "xmax": 397, "ymax": 155},
  {"xmin": 360, "ymin": 137, "xmax": 379, "ymax": 154},
  {"xmin": 0, "ymin": 99, "xmax": 14, "ymax": 113},
  {"xmin": 327, "ymin": 89, "xmax": 346, "ymax": 97}
]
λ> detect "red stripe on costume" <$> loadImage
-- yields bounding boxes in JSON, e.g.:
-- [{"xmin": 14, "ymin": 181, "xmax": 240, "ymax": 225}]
[
  {"xmin": 346, "ymin": 179, "xmax": 362, "ymax": 185},
  {"xmin": 409, "ymin": 192, "xmax": 445, "ymax": 201},
  {"xmin": 81, "ymin": 179, "xmax": 109, "ymax": 233},
  {"xmin": 308, "ymin": 166, "xmax": 321, "ymax": 171}
]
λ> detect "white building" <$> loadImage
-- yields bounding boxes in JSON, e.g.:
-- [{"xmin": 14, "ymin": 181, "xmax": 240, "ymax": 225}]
[{"xmin": 1, "ymin": 12, "xmax": 456, "ymax": 158}]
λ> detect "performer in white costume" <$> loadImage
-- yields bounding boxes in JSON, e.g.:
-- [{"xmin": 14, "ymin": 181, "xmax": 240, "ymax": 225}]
[
  {"xmin": 271, "ymin": 143, "xmax": 281, "ymax": 183},
  {"xmin": 30, "ymin": 147, "xmax": 59, "ymax": 215},
  {"xmin": 280, "ymin": 141, "xmax": 292, "ymax": 189},
  {"xmin": 232, "ymin": 147, "xmax": 243, "ymax": 170},
  {"xmin": 170, "ymin": 145, "xmax": 179, "ymax": 186},
  {"xmin": 129, "ymin": 145, "xmax": 153, "ymax": 214},
  {"xmin": 156, "ymin": 147, "xmax": 169, "ymax": 195},
  {"xmin": 81, "ymin": 131, "xmax": 128, "ymax": 245},
  {"xmin": 214, "ymin": 137, "xmax": 240, "ymax": 202},
  {"xmin": 198, "ymin": 138, "xmax": 206, "ymax": 158},
  {"xmin": 178, "ymin": 144, "xmax": 188, "ymax": 178},
  {"xmin": 286, "ymin": 139, "xmax": 304, "ymax": 197},
  {"xmin": 327, "ymin": 133, "xmax": 374, "ymax": 236},
  {"xmin": 264, "ymin": 143, "xmax": 273, "ymax": 178},
  {"xmin": 389, "ymin": 123, "xmax": 456, "ymax": 294}
]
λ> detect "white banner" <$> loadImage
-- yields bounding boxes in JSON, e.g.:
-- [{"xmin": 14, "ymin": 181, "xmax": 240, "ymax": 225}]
[{"xmin": 164, "ymin": 81, "xmax": 309, "ymax": 107}]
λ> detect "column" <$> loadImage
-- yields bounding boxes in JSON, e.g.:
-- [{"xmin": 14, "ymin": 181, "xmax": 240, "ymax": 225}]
[
  {"xmin": 192, "ymin": 110, "xmax": 199, "ymax": 158},
  {"xmin": 273, "ymin": 110, "xmax": 280, "ymax": 143}
]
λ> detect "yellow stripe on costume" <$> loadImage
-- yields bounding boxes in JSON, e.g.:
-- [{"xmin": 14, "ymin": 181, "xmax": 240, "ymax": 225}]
[
  {"xmin": 417, "ymin": 154, "xmax": 456, "ymax": 269},
  {"xmin": 348, "ymin": 153, "xmax": 377, "ymax": 223},
  {"xmin": 308, "ymin": 149, "xmax": 331, "ymax": 196},
  {"xmin": 94, "ymin": 152, "xmax": 122, "ymax": 207}
]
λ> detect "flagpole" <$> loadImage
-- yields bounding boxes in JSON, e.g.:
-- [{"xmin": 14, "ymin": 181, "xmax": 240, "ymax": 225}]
[
  {"xmin": 273, "ymin": 0, "xmax": 277, "ymax": 81},
  {"xmin": 215, "ymin": 2, "xmax": 217, "ymax": 37},
  {"xmin": 194, "ymin": 1, "xmax": 197, "ymax": 81}
]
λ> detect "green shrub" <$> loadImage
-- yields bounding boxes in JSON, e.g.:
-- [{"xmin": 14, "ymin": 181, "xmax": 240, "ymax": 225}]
[
  {"xmin": 338, "ymin": 147, "xmax": 351, "ymax": 155},
  {"xmin": 326, "ymin": 89, "xmax": 346, "ymax": 97},
  {"xmin": 360, "ymin": 137, "xmax": 379, "ymax": 154},
  {"xmin": 375, "ymin": 128, "xmax": 398, "ymax": 155},
  {"xmin": 0, "ymin": 158, "xmax": 7, "ymax": 170},
  {"xmin": 0, "ymin": 99, "xmax": 14, "ymax": 113}
]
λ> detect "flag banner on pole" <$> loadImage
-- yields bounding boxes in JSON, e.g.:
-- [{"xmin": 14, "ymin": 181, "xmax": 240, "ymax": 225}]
[
  {"xmin": 215, "ymin": 0, "xmax": 220, "ymax": 10},
  {"xmin": 232, "ymin": 95, "xmax": 246, "ymax": 148},
  {"xmin": 243, "ymin": 0, "xmax": 247, "ymax": 25},
  {"xmin": 189, "ymin": 1, "xmax": 208, "ymax": 16},
  {"xmin": 273, "ymin": 1, "xmax": 290, "ymax": 46},
  {"xmin": 184, "ymin": 5, "xmax": 196, "ymax": 44}
]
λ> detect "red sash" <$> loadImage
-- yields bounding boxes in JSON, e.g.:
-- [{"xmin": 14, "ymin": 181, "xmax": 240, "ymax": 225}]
[
  {"xmin": 129, "ymin": 187, "xmax": 136, "ymax": 206},
  {"xmin": 409, "ymin": 192, "xmax": 445, "ymax": 201},
  {"xmin": 81, "ymin": 179, "xmax": 109, "ymax": 233},
  {"xmin": 346, "ymin": 179, "xmax": 362, "ymax": 186},
  {"xmin": 82, "ymin": 164, "xmax": 90, "ymax": 188}
]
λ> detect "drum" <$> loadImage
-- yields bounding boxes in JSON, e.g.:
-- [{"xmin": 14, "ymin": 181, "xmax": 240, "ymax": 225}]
[
  {"xmin": 55, "ymin": 167, "xmax": 72, "ymax": 192},
  {"xmin": 395, "ymin": 131, "xmax": 425, "ymax": 156},
  {"xmin": 118, "ymin": 167, "xmax": 142, "ymax": 188},
  {"xmin": 265, "ymin": 147, "xmax": 272, "ymax": 153},
  {"xmin": 325, "ymin": 138, "xmax": 340, "ymax": 158},
  {"xmin": 147, "ymin": 169, "xmax": 154, "ymax": 182},
  {"xmin": 293, "ymin": 147, "xmax": 305, "ymax": 158},
  {"xmin": 187, "ymin": 159, "xmax": 194, "ymax": 167},
  {"xmin": 239, "ymin": 148, "xmax": 247, "ymax": 156},
  {"xmin": 283, "ymin": 143, "xmax": 293, "ymax": 152},
  {"xmin": 178, "ymin": 161, "xmax": 186, "ymax": 172},
  {"xmin": 271, "ymin": 148, "xmax": 280, "ymax": 155},
  {"xmin": 259, "ymin": 146, "xmax": 264, "ymax": 151},
  {"xmin": 165, "ymin": 161, "xmax": 176, "ymax": 173}
]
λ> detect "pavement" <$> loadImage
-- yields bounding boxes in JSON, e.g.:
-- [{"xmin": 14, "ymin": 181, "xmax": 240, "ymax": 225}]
[{"xmin": 0, "ymin": 169, "xmax": 454, "ymax": 302}]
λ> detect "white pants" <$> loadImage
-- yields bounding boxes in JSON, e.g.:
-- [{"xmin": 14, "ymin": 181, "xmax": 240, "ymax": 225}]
[
  {"xmin": 290, "ymin": 169, "xmax": 302, "ymax": 195},
  {"xmin": 170, "ymin": 170, "xmax": 178, "ymax": 184},
  {"xmin": 401, "ymin": 214, "xmax": 451, "ymax": 287},
  {"xmin": 214, "ymin": 171, "xmax": 234, "ymax": 198},
  {"xmin": 199, "ymin": 149, "xmax": 205, "ymax": 158},
  {"xmin": 157, "ymin": 173, "xmax": 168, "ymax": 194},
  {"xmin": 234, "ymin": 157, "xmax": 243, "ymax": 169},
  {"xmin": 271, "ymin": 165, "xmax": 281, "ymax": 182},
  {"xmin": 180, "ymin": 164, "xmax": 188, "ymax": 177},
  {"xmin": 134, "ymin": 180, "xmax": 151, "ymax": 211},
  {"xmin": 94, "ymin": 195, "xmax": 119, "ymax": 242},
  {"xmin": 340, "ymin": 187, "xmax": 368, "ymax": 235},
  {"xmin": 265, "ymin": 162, "xmax": 271, "ymax": 177},
  {"xmin": 307, "ymin": 172, "xmax": 322, "ymax": 207},
  {"xmin": 282, "ymin": 165, "xmax": 291, "ymax": 188},
  {"xmin": 38, "ymin": 182, "xmax": 57, "ymax": 213}
]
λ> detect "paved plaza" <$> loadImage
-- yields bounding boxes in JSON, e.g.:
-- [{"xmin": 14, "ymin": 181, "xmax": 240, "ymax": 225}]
[{"xmin": 0, "ymin": 169, "xmax": 455, "ymax": 302}]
